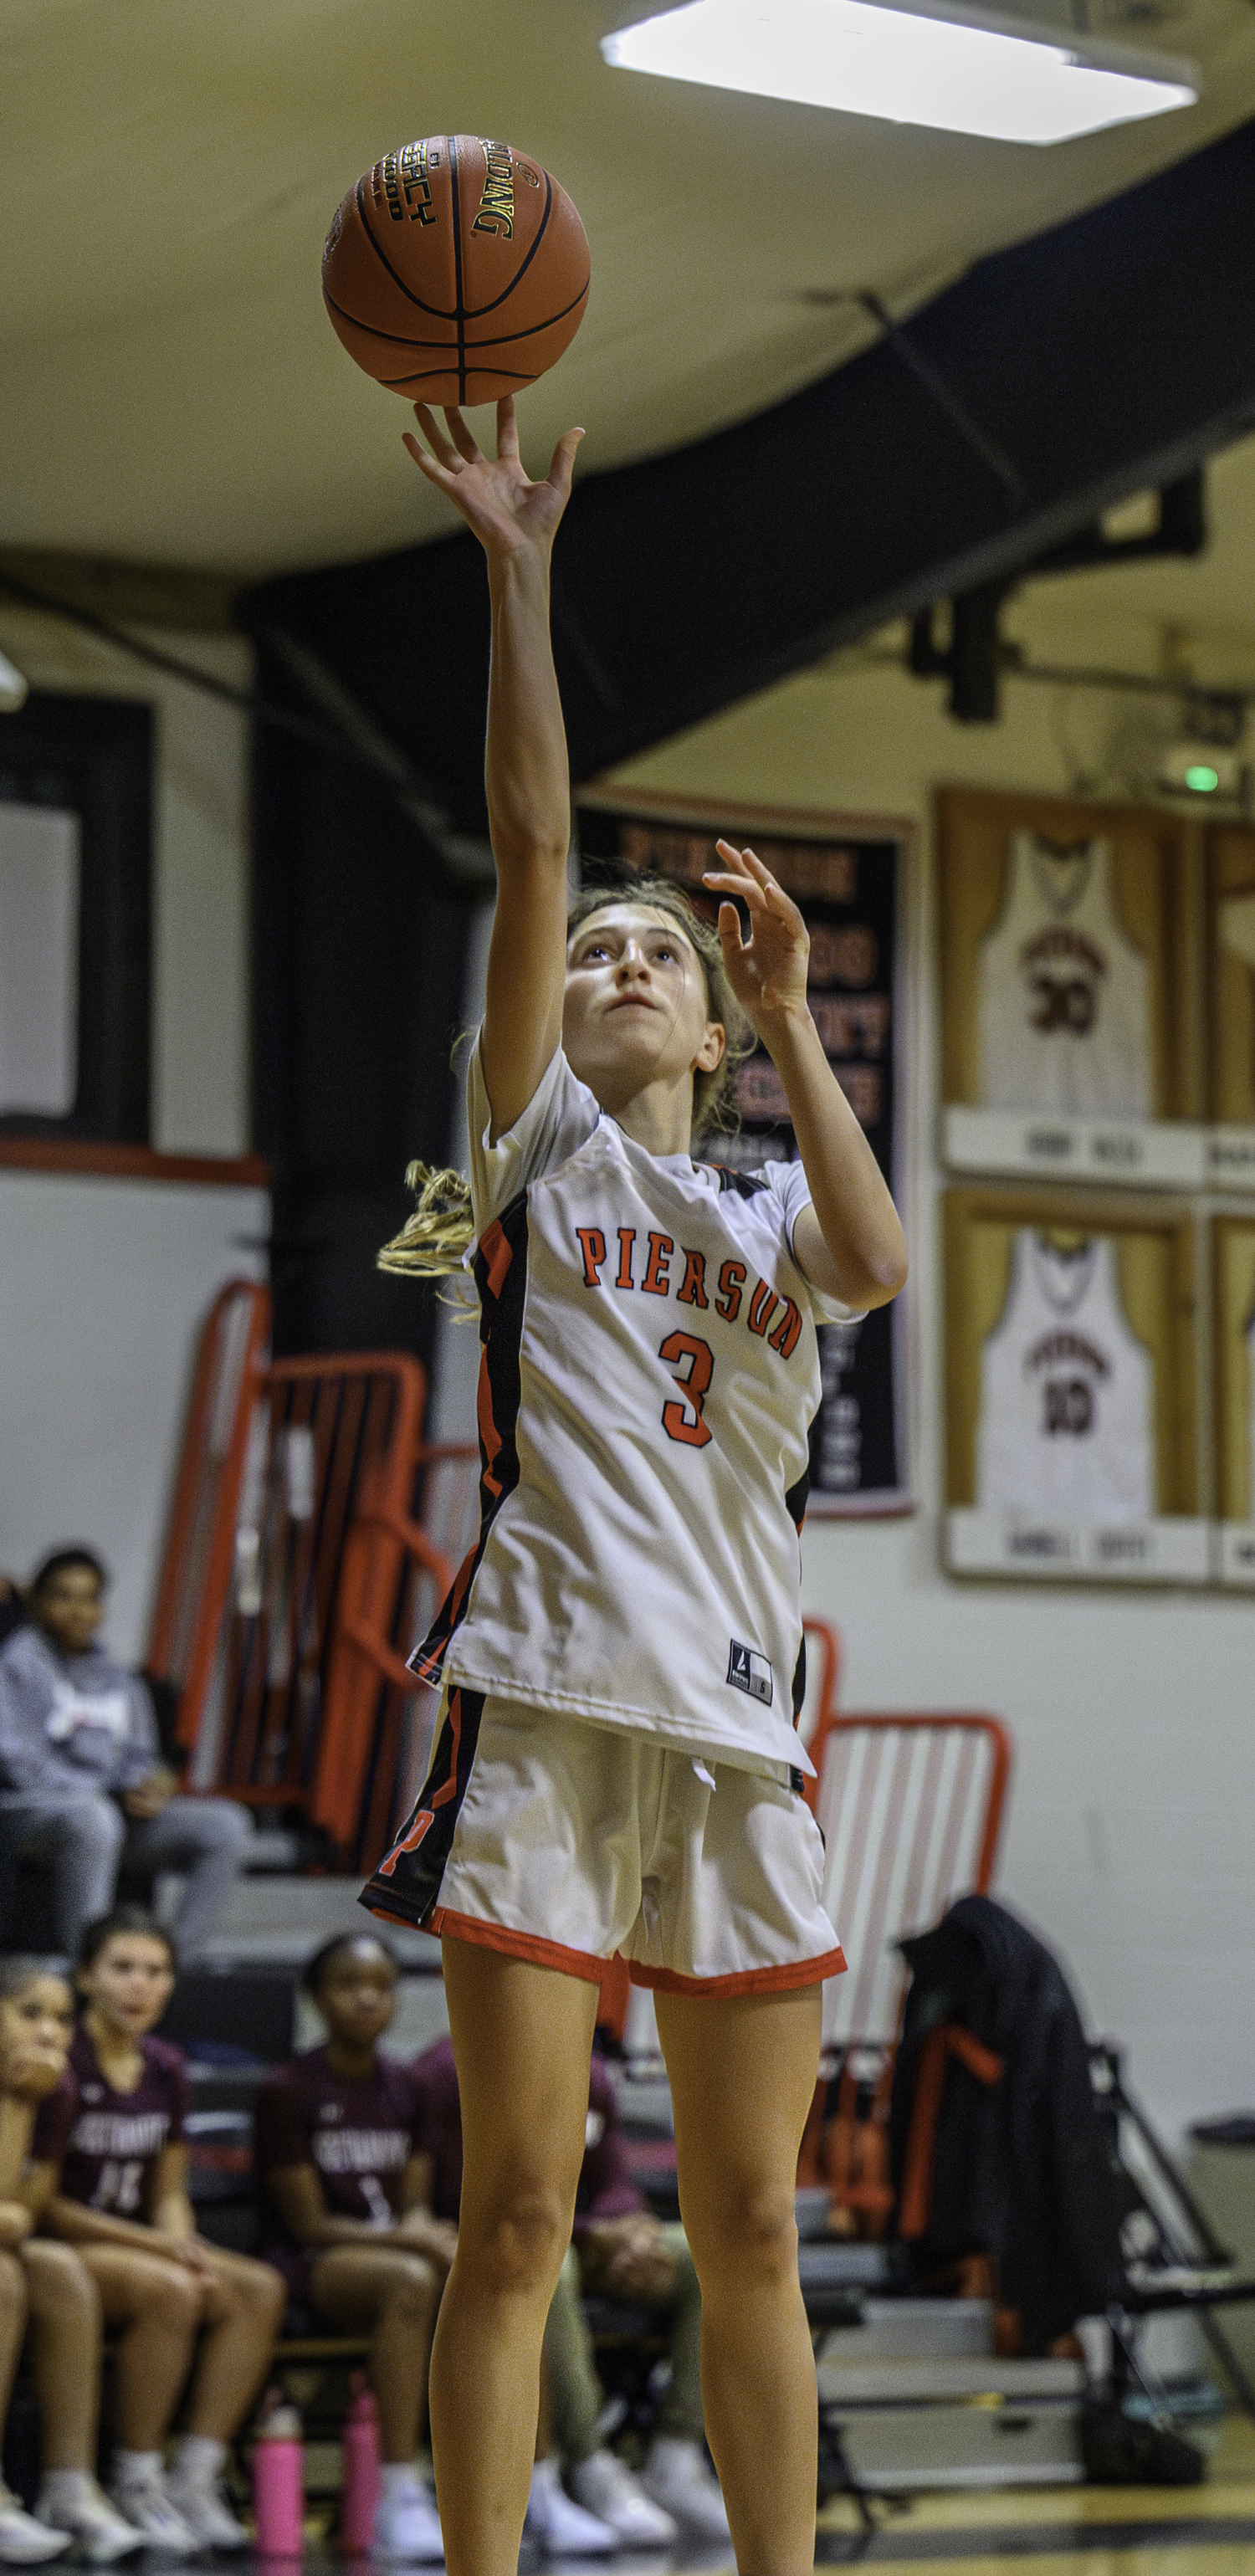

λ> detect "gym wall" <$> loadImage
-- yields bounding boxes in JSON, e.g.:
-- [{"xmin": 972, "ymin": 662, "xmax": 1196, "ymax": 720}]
[
  {"xmin": 0, "ymin": 602, "xmax": 263, "ymax": 1657},
  {"xmin": 583, "ymin": 586, "xmax": 1255, "ymax": 2148}
]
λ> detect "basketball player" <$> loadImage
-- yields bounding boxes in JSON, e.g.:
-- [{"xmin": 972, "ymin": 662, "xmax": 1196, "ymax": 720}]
[
  {"xmin": 33, "ymin": 1911, "xmax": 284, "ymax": 2552},
  {"xmin": 361, "ymin": 395, "xmax": 907, "ymax": 2576}
]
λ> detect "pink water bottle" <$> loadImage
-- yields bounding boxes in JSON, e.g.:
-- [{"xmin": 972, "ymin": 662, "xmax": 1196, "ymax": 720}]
[
  {"xmin": 253, "ymin": 2391, "xmax": 305, "ymax": 2556},
  {"xmin": 339, "ymin": 2376, "xmax": 381, "ymax": 2554}
]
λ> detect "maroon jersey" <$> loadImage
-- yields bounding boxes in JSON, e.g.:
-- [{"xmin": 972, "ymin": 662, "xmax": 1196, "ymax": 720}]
[
  {"xmin": 410, "ymin": 2037, "xmax": 643, "ymax": 2234},
  {"xmin": 254, "ymin": 2047, "xmax": 425, "ymax": 2290},
  {"xmin": 33, "ymin": 2026, "xmax": 189, "ymax": 2218}
]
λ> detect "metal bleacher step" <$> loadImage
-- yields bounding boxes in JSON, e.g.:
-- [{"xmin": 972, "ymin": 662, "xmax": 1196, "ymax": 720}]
[
  {"xmin": 176, "ymin": 1872, "xmax": 451, "ymax": 2061},
  {"xmin": 821, "ymin": 2297, "xmax": 997, "ymax": 2361},
  {"xmin": 238, "ymin": 1828, "xmax": 303, "ymax": 1872},
  {"xmin": 817, "ymin": 2335, "xmax": 1086, "ymax": 2491}
]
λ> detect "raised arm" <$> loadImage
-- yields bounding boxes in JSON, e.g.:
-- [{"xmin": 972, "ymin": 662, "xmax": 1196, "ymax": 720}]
[
  {"xmin": 402, "ymin": 398, "xmax": 583, "ymax": 1139},
  {"xmin": 704, "ymin": 843, "xmax": 908, "ymax": 1312}
]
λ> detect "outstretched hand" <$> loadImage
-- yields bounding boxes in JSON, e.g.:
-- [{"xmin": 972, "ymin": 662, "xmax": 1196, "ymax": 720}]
[
  {"xmin": 703, "ymin": 841, "xmax": 810, "ymax": 1039},
  {"xmin": 402, "ymin": 396, "xmax": 583, "ymax": 558}
]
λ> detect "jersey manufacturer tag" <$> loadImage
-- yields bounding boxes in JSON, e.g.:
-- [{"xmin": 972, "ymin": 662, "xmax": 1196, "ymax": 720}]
[{"xmin": 726, "ymin": 1640, "xmax": 773, "ymax": 1706}]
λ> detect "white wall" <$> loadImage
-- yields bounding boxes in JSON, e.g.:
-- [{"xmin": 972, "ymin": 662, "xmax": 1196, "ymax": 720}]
[
  {"xmin": 0, "ymin": 602, "xmax": 251, "ymax": 1157},
  {"xmin": 0, "ymin": 1170, "xmax": 267, "ymax": 1662},
  {"xmin": 593, "ymin": 596, "xmax": 1255, "ymax": 2145}
]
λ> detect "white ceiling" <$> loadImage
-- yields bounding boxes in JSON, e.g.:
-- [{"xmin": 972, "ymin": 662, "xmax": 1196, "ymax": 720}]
[{"xmin": 3, "ymin": 0, "xmax": 1255, "ymax": 583}]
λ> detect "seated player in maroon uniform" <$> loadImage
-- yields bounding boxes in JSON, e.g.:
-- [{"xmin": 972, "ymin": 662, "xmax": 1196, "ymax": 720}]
[
  {"xmin": 0, "ymin": 1955, "xmax": 145, "ymax": 2565},
  {"xmin": 33, "ymin": 1910, "xmax": 284, "ymax": 2554},
  {"xmin": 254, "ymin": 1933, "xmax": 453, "ymax": 2564}
]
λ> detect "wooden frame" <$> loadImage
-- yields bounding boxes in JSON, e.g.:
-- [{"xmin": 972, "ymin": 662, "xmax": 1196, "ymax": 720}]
[
  {"xmin": 1206, "ymin": 823, "xmax": 1255, "ymax": 1126},
  {"xmin": 1213, "ymin": 1215, "xmax": 1255, "ymax": 1522},
  {"xmin": 938, "ymin": 787, "xmax": 1202, "ymax": 1122},
  {"xmin": 944, "ymin": 1184, "xmax": 1198, "ymax": 1518},
  {"xmin": 0, "ymin": 690, "xmax": 153, "ymax": 1142}
]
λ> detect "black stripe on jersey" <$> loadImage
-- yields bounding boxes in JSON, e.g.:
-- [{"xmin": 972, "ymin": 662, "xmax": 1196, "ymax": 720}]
[
  {"xmin": 408, "ymin": 1191, "xmax": 530, "ymax": 1685},
  {"xmin": 791, "ymin": 1629, "xmax": 807, "ymax": 1725},
  {"xmin": 360, "ymin": 1686, "xmax": 486, "ymax": 1928},
  {"xmin": 708, "ymin": 1164, "xmax": 771, "ymax": 1200}
]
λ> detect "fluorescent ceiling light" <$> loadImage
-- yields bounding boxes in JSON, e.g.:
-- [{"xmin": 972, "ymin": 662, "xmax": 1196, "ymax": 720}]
[
  {"xmin": 601, "ymin": 0, "xmax": 1197, "ymax": 145},
  {"xmin": 0, "ymin": 650, "xmax": 28, "ymax": 714}
]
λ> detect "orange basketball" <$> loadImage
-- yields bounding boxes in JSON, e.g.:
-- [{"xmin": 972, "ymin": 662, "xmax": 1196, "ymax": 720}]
[{"xmin": 322, "ymin": 135, "xmax": 591, "ymax": 406}]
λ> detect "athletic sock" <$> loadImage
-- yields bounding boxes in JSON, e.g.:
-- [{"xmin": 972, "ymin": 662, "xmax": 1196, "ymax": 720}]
[
  {"xmin": 111, "ymin": 2451, "xmax": 164, "ymax": 2488},
  {"xmin": 379, "ymin": 2462, "xmax": 421, "ymax": 2497},
  {"xmin": 170, "ymin": 2436, "xmax": 226, "ymax": 2486},
  {"xmin": 38, "ymin": 2471, "xmax": 96, "ymax": 2513}
]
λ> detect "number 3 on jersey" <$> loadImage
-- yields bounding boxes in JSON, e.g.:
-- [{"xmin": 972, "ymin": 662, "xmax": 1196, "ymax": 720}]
[{"xmin": 659, "ymin": 1330, "xmax": 714, "ymax": 1447}]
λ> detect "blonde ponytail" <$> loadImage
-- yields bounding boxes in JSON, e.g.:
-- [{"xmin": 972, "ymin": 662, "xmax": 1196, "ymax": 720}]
[{"xmin": 376, "ymin": 1161, "xmax": 476, "ymax": 1280}]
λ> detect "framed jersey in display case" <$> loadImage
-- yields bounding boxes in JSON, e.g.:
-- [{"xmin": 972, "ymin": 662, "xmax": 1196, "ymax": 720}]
[
  {"xmin": 939, "ymin": 789, "xmax": 1205, "ymax": 1190},
  {"xmin": 944, "ymin": 1185, "xmax": 1205, "ymax": 1582},
  {"xmin": 1212, "ymin": 1216, "xmax": 1255, "ymax": 1583},
  {"xmin": 574, "ymin": 786, "xmax": 913, "ymax": 1516},
  {"xmin": 1206, "ymin": 825, "xmax": 1255, "ymax": 1191}
]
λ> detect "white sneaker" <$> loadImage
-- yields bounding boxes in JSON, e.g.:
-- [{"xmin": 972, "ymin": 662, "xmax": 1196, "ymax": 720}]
[
  {"xmin": 107, "ymin": 2470, "xmax": 197, "ymax": 2558},
  {"xmin": 525, "ymin": 2458, "xmax": 614, "ymax": 2558},
  {"xmin": 34, "ymin": 2486, "xmax": 142, "ymax": 2565},
  {"xmin": 567, "ymin": 2451, "xmax": 678, "ymax": 2548},
  {"xmin": 640, "ymin": 2435, "xmax": 730, "ymax": 2542},
  {"xmin": 0, "ymin": 2490, "xmax": 71, "ymax": 2565},
  {"xmin": 371, "ymin": 2475, "xmax": 444, "ymax": 2563},
  {"xmin": 163, "ymin": 2471, "xmax": 249, "ymax": 2553}
]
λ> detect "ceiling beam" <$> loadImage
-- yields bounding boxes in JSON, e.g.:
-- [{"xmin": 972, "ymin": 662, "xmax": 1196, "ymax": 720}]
[{"xmin": 243, "ymin": 109, "xmax": 1255, "ymax": 817}]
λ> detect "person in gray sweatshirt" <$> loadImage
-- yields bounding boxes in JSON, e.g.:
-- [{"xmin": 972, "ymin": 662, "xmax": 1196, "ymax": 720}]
[{"xmin": 0, "ymin": 1549, "xmax": 250, "ymax": 1958}]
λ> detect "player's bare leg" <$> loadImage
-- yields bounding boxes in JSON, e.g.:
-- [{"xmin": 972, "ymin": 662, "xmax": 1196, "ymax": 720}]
[
  {"xmin": 656, "ymin": 1982, "xmax": 823, "ymax": 2576},
  {"xmin": 179, "ymin": 2248, "xmax": 285, "ymax": 2439},
  {"xmin": 430, "ymin": 1943, "xmax": 599, "ymax": 2576},
  {"xmin": 309, "ymin": 2246, "xmax": 443, "ymax": 2459},
  {"xmin": 82, "ymin": 2248, "xmax": 202, "ymax": 2446},
  {"xmin": 21, "ymin": 2240, "xmax": 102, "ymax": 2470}
]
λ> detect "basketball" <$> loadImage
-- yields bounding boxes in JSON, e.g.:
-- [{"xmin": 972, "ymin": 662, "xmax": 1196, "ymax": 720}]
[{"xmin": 322, "ymin": 135, "xmax": 590, "ymax": 407}]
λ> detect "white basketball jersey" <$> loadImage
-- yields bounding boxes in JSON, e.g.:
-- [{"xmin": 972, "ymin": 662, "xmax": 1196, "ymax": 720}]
[
  {"xmin": 976, "ymin": 1231, "xmax": 1154, "ymax": 1521},
  {"xmin": 1243, "ymin": 1298, "xmax": 1255, "ymax": 1523},
  {"xmin": 977, "ymin": 834, "xmax": 1151, "ymax": 1117},
  {"xmin": 412, "ymin": 1039, "xmax": 858, "ymax": 1780}
]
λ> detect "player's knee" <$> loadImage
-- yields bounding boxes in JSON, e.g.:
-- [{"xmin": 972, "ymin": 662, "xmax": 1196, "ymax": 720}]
[
  {"xmin": 21, "ymin": 2239, "xmax": 98, "ymax": 2328},
  {"xmin": 690, "ymin": 2179, "xmax": 797, "ymax": 2287},
  {"xmin": 149, "ymin": 2263, "xmax": 203, "ymax": 2331},
  {"xmin": 461, "ymin": 2180, "xmax": 571, "ymax": 2297},
  {"xmin": 180, "ymin": 1795, "xmax": 251, "ymax": 1862},
  {"xmin": 62, "ymin": 1794, "xmax": 125, "ymax": 1867},
  {"xmin": 381, "ymin": 2252, "xmax": 438, "ymax": 2324},
  {"xmin": 234, "ymin": 2257, "xmax": 286, "ymax": 2328},
  {"xmin": 227, "ymin": 2256, "xmax": 285, "ymax": 2338},
  {"xmin": 207, "ymin": 1796, "xmax": 252, "ymax": 1858},
  {"xmin": 0, "ymin": 2251, "xmax": 27, "ymax": 2328}
]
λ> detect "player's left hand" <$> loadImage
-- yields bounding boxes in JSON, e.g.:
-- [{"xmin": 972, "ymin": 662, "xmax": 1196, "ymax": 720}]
[{"xmin": 703, "ymin": 842, "xmax": 810, "ymax": 1041}]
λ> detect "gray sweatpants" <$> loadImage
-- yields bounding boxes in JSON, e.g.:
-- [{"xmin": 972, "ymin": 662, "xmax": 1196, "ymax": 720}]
[
  {"xmin": 542, "ymin": 2228, "xmax": 704, "ymax": 2464},
  {"xmin": 0, "ymin": 1791, "xmax": 252, "ymax": 1958}
]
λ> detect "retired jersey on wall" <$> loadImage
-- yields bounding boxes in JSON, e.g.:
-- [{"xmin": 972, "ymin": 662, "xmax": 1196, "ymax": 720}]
[
  {"xmin": 976, "ymin": 1231, "xmax": 1154, "ymax": 1521},
  {"xmin": 977, "ymin": 835, "xmax": 1151, "ymax": 1118}
]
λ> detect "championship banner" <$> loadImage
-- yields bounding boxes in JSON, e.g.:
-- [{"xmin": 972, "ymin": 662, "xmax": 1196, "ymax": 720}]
[{"xmin": 575, "ymin": 791, "xmax": 913, "ymax": 1517}]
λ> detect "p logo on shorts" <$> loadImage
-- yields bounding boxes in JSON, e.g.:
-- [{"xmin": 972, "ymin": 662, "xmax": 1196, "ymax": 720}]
[{"xmin": 375, "ymin": 1808, "xmax": 435, "ymax": 1877}]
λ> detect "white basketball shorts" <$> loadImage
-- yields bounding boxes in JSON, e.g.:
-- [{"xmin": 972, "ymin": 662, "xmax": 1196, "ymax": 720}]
[{"xmin": 361, "ymin": 1685, "xmax": 845, "ymax": 1995}]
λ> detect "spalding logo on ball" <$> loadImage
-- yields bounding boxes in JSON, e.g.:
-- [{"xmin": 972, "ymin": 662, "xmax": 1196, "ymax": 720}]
[{"xmin": 322, "ymin": 134, "xmax": 590, "ymax": 405}]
